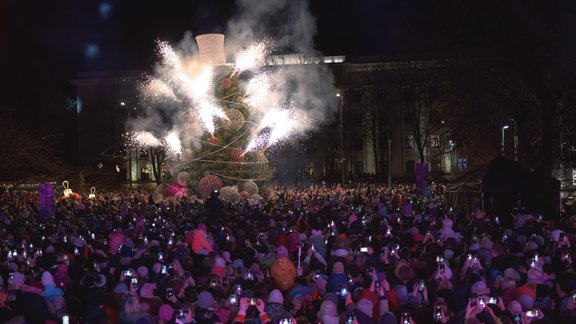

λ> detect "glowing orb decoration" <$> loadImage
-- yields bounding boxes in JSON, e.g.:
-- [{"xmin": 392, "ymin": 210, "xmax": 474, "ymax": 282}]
[
  {"xmin": 198, "ymin": 172, "xmax": 223, "ymax": 199},
  {"xmin": 177, "ymin": 171, "xmax": 190, "ymax": 187},
  {"xmin": 220, "ymin": 186, "xmax": 240, "ymax": 203},
  {"xmin": 89, "ymin": 187, "xmax": 96, "ymax": 199},
  {"xmin": 223, "ymin": 109, "xmax": 245, "ymax": 131},
  {"xmin": 62, "ymin": 181, "xmax": 73, "ymax": 197},
  {"xmin": 195, "ymin": 33, "xmax": 226, "ymax": 65},
  {"xmin": 243, "ymin": 180, "xmax": 259, "ymax": 196},
  {"xmin": 230, "ymin": 148, "xmax": 245, "ymax": 162}
]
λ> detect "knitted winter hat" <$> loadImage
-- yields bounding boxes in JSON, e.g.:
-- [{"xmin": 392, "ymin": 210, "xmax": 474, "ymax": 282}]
[
  {"xmin": 159, "ymin": 304, "xmax": 174, "ymax": 322},
  {"xmin": 268, "ymin": 289, "xmax": 284, "ymax": 304},
  {"xmin": 198, "ymin": 291, "xmax": 215, "ymax": 309},
  {"xmin": 332, "ymin": 261, "xmax": 345, "ymax": 274}
]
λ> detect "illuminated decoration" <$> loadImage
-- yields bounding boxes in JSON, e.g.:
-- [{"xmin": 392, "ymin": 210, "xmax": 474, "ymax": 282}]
[
  {"xmin": 142, "ymin": 164, "xmax": 152, "ymax": 174},
  {"xmin": 230, "ymin": 148, "xmax": 245, "ymax": 162},
  {"xmin": 129, "ymin": 7, "xmax": 339, "ymax": 193},
  {"xmin": 223, "ymin": 109, "xmax": 245, "ymax": 131},
  {"xmin": 243, "ymin": 180, "xmax": 259, "ymax": 196},
  {"xmin": 89, "ymin": 187, "xmax": 96, "ymax": 199},
  {"xmin": 62, "ymin": 181, "xmax": 72, "ymax": 197},
  {"xmin": 177, "ymin": 171, "xmax": 190, "ymax": 187},
  {"xmin": 195, "ymin": 33, "xmax": 226, "ymax": 65},
  {"xmin": 115, "ymin": 165, "xmax": 121, "ymax": 173},
  {"xmin": 98, "ymin": 163, "xmax": 104, "ymax": 169},
  {"xmin": 61, "ymin": 181, "xmax": 81, "ymax": 200},
  {"xmin": 220, "ymin": 186, "xmax": 241, "ymax": 203},
  {"xmin": 198, "ymin": 172, "xmax": 224, "ymax": 199}
]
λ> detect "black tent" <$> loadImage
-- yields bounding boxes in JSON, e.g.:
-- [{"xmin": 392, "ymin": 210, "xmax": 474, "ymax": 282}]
[{"xmin": 446, "ymin": 155, "xmax": 560, "ymax": 217}]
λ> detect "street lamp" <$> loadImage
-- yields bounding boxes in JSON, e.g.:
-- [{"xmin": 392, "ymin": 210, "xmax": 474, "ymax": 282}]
[
  {"xmin": 501, "ymin": 125, "xmax": 510, "ymax": 155},
  {"xmin": 337, "ymin": 92, "xmax": 345, "ymax": 185}
]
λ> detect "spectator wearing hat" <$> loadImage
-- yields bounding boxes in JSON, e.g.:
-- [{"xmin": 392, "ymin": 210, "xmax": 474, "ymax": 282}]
[
  {"xmin": 14, "ymin": 281, "xmax": 58, "ymax": 323},
  {"xmin": 326, "ymin": 260, "xmax": 348, "ymax": 294},
  {"xmin": 119, "ymin": 296, "xmax": 153, "ymax": 324},
  {"xmin": 265, "ymin": 289, "xmax": 291, "ymax": 323},
  {"xmin": 158, "ymin": 304, "xmax": 174, "ymax": 324},
  {"xmin": 139, "ymin": 283, "xmax": 162, "ymax": 316},
  {"xmin": 195, "ymin": 291, "xmax": 222, "ymax": 324}
]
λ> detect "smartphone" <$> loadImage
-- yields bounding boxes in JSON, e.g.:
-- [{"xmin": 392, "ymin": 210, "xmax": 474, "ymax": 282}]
[
  {"xmin": 230, "ymin": 293, "xmax": 238, "ymax": 306},
  {"xmin": 525, "ymin": 310, "xmax": 540, "ymax": 318},
  {"xmin": 419, "ymin": 280, "xmax": 426, "ymax": 291},
  {"xmin": 346, "ymin": 312, "xmax": 355, "ymax": 324},
  {"xmin": 560, "ymin": 233, "xmax": 566, "ymax": 241},
  {"xmin": 360, "ymin": 247, "xmax": 368, "ymax": 253},
  {"xmin": 249, "ymin": 298, "xmax": 256, "ymax": 306},
  {"xmin": 572, "ymin": 290, "xmax": 576, "ymax": 304},
  {"xmin": 131, "ymin": 278, "xmax": 139, "ymax": 289},
  {"xmin": 375, "ymin": 281, "xmax": 381, "ymax": 288},
  {"xmin": 8, "ymin": 273, "xmax": 14, "ymax": 283},
  {"xmin": 341, "ymin": 287, "xmax": 348, "ymax": 297},
  {"xmin": 488, "ymin": 297, "xmax": 498, "ymax": 304},
  {"xmin": 402, "ymin": 312, "xmax": 411, "ymax": 324},
  {"xmin": 494, "ymin": 216, "xmax": 500, "ymax": 224},
  {"xmin": 123, "ymin": 269, "xmax": 133, "ymax": 277},
  {"xmin": 478, "ymin": 297, "xmax": 486, "ymax": 308},
  {"xmin": 434, "ymin": 306, "xmax": 443, "ymax": 321},
  {"xmin": 439, "ymin": 264, "xmax": 445, "ymax": 273},
  {"xmin": 166, "ymin": 288, "xmax": 174, "ymax": 298},
  {"xmin": 62, "ymin": 314, "xmax": 70, "ymax": 324},
  {"xmin": 210, "ymin": 278, "xmax": 218, "ymax": 287},
  {"xmin": 314, "ymin": 273, "xmax": 321, "ymax": 280},
  {"xmin": 161, "ymin": 265, "xmax": 167, "ymax": 274},
  {"xmin": 158, "ymin": 253, "xmax": 164, "ymax": 262}
]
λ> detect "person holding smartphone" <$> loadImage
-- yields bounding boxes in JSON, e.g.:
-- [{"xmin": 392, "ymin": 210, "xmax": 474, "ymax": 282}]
[{"xmin": 233, "ymin": 297, "xmax": 272, "ymax": 323}]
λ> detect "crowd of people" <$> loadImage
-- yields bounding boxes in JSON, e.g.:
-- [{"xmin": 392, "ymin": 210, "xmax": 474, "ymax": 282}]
[{"xmin": 0, "ymin": 182, "xmax": 576, "ymax": 324}]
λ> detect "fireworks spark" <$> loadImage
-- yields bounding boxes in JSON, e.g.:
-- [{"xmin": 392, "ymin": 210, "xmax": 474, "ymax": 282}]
[
  {"xmin": 234, "ymin": 41, "xmax": 268, "ymax": 71},
  {"xmin": 164, "ymin": 130, "xmax": 182, "ymax": 156},
  {"xmin": 134, "ymin": 131, "xmax": 162, "ymax": 148}
]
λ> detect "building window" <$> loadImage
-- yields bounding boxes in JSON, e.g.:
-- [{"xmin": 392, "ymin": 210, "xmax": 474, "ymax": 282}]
[
  {"xmin": 404, "ymin": 134, "xmax": 415, "ymax": 149},
  {"xmin": 457, "ymin": 158, "xmax": 468, "ymax": 171},
  {"xmin": 430, "ymin": 134, "xmax": 440, "ymax": 148},
  {"xmin": 350, "ymin": 89, "xmax": 362, "ymax": 104},
  {"xmin": 405, "ymin": 160, "xmax": 415, "ymax": 174}
]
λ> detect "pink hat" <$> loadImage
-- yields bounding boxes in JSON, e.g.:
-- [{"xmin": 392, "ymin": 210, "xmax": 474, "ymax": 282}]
[
  {"xmin": 158, "ymin": 304, "xmax": 174, "ymax": 322},
  {"xmin": 140, "ymin": 283, "xmax": 155, "ymax": 299}
]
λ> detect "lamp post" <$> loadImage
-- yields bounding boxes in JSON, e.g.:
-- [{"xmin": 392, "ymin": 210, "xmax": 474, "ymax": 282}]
[
  {"xmin": 388, "ymin": 138, "xmax": 392, "ymax": 188},
  {"xmin": 511, "ymin": 118, "xmax": 518, "ymax": 161},
  {"xmin": 501, "ymin": 125, "xmax": 510, "ymax": 156},
  {"xmin": 338, "ymin": 92, "xmax": 345, "ymax": 185}
]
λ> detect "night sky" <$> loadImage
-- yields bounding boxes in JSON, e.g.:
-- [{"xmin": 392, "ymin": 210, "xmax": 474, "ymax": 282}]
[{"xmin": 0, "ymin": 0, "xmax": 570, "ymax": 164}]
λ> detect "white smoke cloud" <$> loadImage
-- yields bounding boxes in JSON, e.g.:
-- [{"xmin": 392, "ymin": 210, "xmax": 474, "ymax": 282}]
[{"xmin": 130, "ymin": 0, "xmax": 338, "ymax": 155}]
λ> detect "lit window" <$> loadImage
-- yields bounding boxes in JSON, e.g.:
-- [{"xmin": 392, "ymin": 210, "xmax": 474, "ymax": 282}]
[
  {"xmin": 431, "ymin": 134, "xmax": 440, "ymax": 148},
  {"xmin": 457, "ymin": 158, "xmax": 468, "ymax": 171}
]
